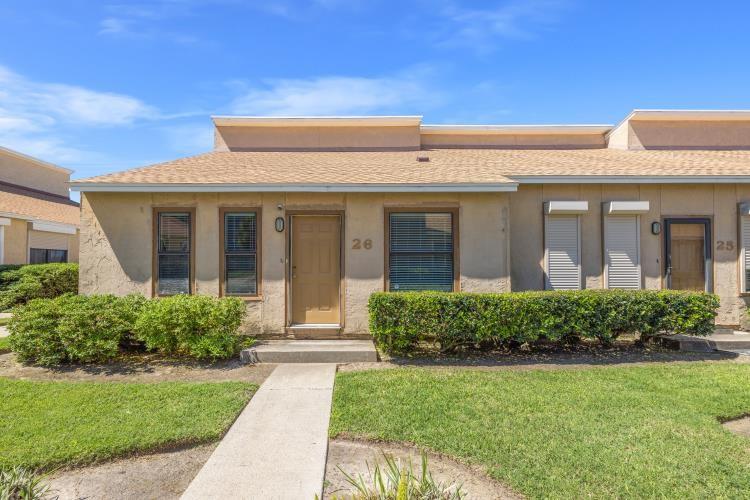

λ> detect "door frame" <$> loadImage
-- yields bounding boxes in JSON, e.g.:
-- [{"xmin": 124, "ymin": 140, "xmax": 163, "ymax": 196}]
[
  {"xmin": 285, "ymin": 210, "xmax": 345, "ymax": 327},
  {"xmin": 663, "ymin": 217, "xmax": 713, "ymax": 292}
]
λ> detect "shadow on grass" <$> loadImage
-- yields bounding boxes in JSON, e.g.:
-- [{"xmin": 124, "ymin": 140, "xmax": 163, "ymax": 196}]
[{"xmin": 381, "ymin": 340, "xmax": 740, "ymax": 369}]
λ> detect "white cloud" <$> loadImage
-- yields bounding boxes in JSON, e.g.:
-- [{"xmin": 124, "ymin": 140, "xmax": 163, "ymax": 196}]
[
  {"xmin": 98, "ymin": 17, "xmax": 133, "ymax": 36},
  {"xmin": 0, "ymin": 64, "xmax": 159, "ymax": 163},
  {"xmin": 230, "ymin": 70, "xmax": 440, "ymax": 116},
  {"xmin": 163, "ymin": 123, "xmax": 215, "ymax": 154},
  {"xmin": 0, "ymin": 65, "xmax": 156, "ymax": 126},
  {"xmin": 438, "ymin": 0, "xmax": 569, "ymax": 52}
]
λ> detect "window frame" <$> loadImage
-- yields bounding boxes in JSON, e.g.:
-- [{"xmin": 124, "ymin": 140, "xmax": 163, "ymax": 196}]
[
  {"xmin": 219, "ymin": 207, "xmax": 262, "ymax": 299},
  {"xmin": 29, "ymin": 248, "xmax": 68, "ymax": 264},
  {"xmin": 152, "ymin": 207, "xmax": 196, "ymax": 297},
  {"xmin": 383, "ymin": 207, "xmax": 460, "ymax": 292}
]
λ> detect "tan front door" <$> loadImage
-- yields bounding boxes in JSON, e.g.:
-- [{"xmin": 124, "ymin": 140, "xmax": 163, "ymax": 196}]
[
  {"xmin": 291, "ymin": 215, "xmax": 341, "ymax": 324},
  {"xmin": 668, "ymin": 222, "xmax": 707, "ymax": 291}
]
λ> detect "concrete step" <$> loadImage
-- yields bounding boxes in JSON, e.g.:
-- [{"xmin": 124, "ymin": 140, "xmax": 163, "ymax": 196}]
[
  {"xmin": 241, "ymin": 340, "xmax": 378, "ymax": 364},
  {"xmin": 655, "ymin": 332, "xmax": 750, "ymax": 353},
  {"xmin": 709, "ymin": 332, "xmax": 750, "ymax": 350}
]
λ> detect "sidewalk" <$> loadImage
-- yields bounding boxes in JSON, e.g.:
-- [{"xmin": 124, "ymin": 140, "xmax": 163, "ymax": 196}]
[{"xmin": 181, "ymin": 363, "xmax": 336, "ymax": 500}]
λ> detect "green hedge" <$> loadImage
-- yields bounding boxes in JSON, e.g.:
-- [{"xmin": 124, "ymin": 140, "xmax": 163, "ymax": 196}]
[
  {"xmin": 369, "ymin": 290, "xmax": 720, "ymax": 353},
  {"xmin": 9, "ymin": 294, "xmax": 145, "ymax": 365},
  {"xmin": 0, "ymin": 263, "xmax": 78, "ymax": 311},
  {"xmin": 134, "ymin": 295, "xmax": 246, "ymax": 361},
  {"xmin": 8, "ymin": 294, "xmax": 247, "ymax": 366}
]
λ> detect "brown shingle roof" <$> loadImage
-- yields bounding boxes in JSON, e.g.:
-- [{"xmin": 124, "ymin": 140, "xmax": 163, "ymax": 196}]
[
  {"xmin": 73, "ymin": 149, "xmax": 750, "ymax": 187},
  {"xmin": 0, "ymin": 183, "xmax": 79, "ymax": 226}
]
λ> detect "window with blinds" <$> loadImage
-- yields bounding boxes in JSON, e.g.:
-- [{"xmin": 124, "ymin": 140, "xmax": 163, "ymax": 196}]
[
  {"xmin": 741, "ymin": 215, "xmax": 750, "ymax": 292},
  {"xmin": 604, "ymin": 215, "xmax": 641, "ymax": 289},
  {"xmin": 223, "ymin": 212, "xmax": 257, "ymax": 295},
  {"xmin": 157, "ymin": 212, "xmax": 191, "ymax": 295},
  {"xmin": 544, "ymin": 215, "xmax": 581, "ymax": 290},
  {"xmin": 30, "ymin": 248, "xmax": 68, "ymax": 264},
  {"xmin": 388, "ymin": 212, "xmax": 454, "ymax": 292}
]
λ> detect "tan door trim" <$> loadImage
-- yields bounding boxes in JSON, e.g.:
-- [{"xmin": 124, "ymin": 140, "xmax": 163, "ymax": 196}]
[{"xmin": 286, "ymin": 210, "xmax": 345, "ymax": 327}]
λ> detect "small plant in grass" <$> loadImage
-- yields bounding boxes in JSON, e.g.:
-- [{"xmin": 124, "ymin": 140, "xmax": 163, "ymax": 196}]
[
  {"xmin": 331, "ymin": 453, "xmax": 464, "ymax": 500},
  {"xmin": 134, "ymin": 295, "xmax": 246, "ymax": 360},
  {"xmin": 0, "ymin": 466, "xmax": 54, "ymax": 500}
]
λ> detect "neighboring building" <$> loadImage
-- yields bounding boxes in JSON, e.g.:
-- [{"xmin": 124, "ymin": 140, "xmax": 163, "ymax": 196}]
[
  {"xmin": 72, "ymin": 110, "xmax": 750, "ymax": 336},
  {"xmin": 0, "ymin": 147, "xmax": 79, "ymax": 265}
]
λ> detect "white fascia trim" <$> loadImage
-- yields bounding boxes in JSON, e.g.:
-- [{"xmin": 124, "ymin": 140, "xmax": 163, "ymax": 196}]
[
  {"xmin": 420, "ymin": 124, "xmax": 612, "ymax": 135},
  {"xmin": 629, "ymin": 109, "xmax": 750, "ymax": 121},
  {"xmin": 604, "ymin": 201, "xmax": 650, "ymax": 214},
  {"xmin": 0, "ymin": 146, "xmax": 73, "ymax": 174},
  {"xmin": 31, "ymin": 221, "xmax": 77, "ymax": 235},
  {"xmin": 70, "ymin": 182, "xmax": 518, "ymax": 193},
  {"xmin": 544, "ymin": 201, "xmax": 589, "ymax": 215},
  {"xmin": 513, "ymin": 175, "xmax": 750, "ymax": 184},
  {"xmin": 211, "ymin": 116, "xmax": 423, "ymax": 127},
  {"xmin": 0, "ymin": 217, "xmax": 10, "ymax": 226}
]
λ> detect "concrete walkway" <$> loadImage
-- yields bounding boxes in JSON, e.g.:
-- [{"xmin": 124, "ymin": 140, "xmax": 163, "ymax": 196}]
[{"xmin": 181, "ymin": 363, "xmax": 336, "ymax": 500}]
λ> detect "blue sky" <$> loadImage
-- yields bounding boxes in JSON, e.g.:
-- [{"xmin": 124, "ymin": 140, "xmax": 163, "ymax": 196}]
[{"xmin": 1, "ymin": 0, "xmax": 750, "ymax": 197}]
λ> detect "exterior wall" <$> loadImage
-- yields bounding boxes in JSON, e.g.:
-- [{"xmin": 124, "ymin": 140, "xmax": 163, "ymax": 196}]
[
  {"xmin": 607, "ymin": 120, "xmax": 750, "ymax": 150},
  {"xmin": 215, "ymin": 125, "xmax": 421, "ymax": 151},
  {"xmin": 80, "ymin": 191, "xmax": 511, "ymax": 336},
  {"xmin": 3, "ymin": 218, "xmax": 28, "ymax": 265},
  {"xmin": 421, "ymin": 133, "xmax": 606, "ymax": 149},
  {"xmin": 0, "ymin": 151, "xmax": 70, "ymax": 197},
  {"xmin": 0, "ymin": 218, "xmax": 78, "ymax": 264},
  {"xmin": 510, "ymin": 183, "xmax": 749, "ymax": 327}
]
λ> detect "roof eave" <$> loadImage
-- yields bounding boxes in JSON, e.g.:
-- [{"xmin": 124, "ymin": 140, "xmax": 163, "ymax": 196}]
[
  {"xmin": 70, "ymin": 182, "xmax": 518, "ymax": 193},
  {"xmin": 211, "ymin": 116, "xmax": 423, "ymax": 127},
  {"xmin": 511, "ymin": 175, "xmax": 750, "ymax": 184}
]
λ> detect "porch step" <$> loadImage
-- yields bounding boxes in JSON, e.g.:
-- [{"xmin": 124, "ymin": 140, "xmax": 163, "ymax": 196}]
[
  {"xmin": 655, "ymin": 332, "xmax": 750, "ymax": 353},
  {"xmin": 708, "ymin": 332, "xmax": 750, "ymax": 351},
  {"xmin": 241, "ymin": 340, "xmax": 378, "ymax": 364}
]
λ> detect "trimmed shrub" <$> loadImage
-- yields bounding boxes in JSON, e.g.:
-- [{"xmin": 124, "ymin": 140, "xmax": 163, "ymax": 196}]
[
  {"xmin": 0, "ymin": 263, "xmax": 78, "ymax": 310},
  {"xmin": 369, "ymin": 290, "xmax": 719, "ymax": 353},
  {"xmin": 133, "ymin": 295, "xmax": 246, "ymax": 361},
  {"xmin": 8, "ymin": 294, "xmax": 145, "ymax": 366}
]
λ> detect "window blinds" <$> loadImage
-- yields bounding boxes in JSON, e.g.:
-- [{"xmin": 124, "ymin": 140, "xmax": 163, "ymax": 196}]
[
  {"xmin": 604, "ymin": 215, "xmax": 641, "ymax": 289},
  {"xmin": 158, "ymin": 212, "xmax": 191, "ymax": 295},
  {"xmin": 224, "ymin": 212, "xmax": 257, "ymax": 295},
  {"xmin": 389, "ymin": 212, "xmax": 453, "ymax": 292},
  {"xmin": 544, "ymin": 215, "xmax": 581, "ymax": 290}
]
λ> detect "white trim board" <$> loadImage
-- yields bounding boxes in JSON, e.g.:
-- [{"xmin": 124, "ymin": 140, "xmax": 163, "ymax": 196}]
[
  {"xmin": 511, "ymin": 175, "xmax": 750, "ymax": 184},
  {"xmin": 31, "ymin": 221, "xmax": 77, "ymax": 235},
  {"xmin": 70, "ymin": 182, "xmax": 519, "ymax": 193}
]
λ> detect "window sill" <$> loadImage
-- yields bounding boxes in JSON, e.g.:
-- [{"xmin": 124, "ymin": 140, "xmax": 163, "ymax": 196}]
[{"xmin": 225, "ymin": 295, "xmax": 263, "ymax": 302}]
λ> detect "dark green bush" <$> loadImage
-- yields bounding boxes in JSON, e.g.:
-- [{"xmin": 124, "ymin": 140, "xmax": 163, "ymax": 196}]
[
  {"xmin": 369, "ymin": 290, "xmax": 720, "ymax": 353},
  {"xmin": 0, "ymin": 263, "xmax": 78, "ymax": 310},
  {"xmin": 8, "ymin": 294, "xmax": 145, "ymax": 366},
  {"xmin": 133, "ymin": 295, "xmax": 246, "ymax": 361}
]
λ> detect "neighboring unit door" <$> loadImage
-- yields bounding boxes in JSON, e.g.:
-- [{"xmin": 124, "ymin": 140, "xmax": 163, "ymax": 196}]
[
  {"xmin": 665, "ymin": 219, "xmax": 711, "ymax": 291},
  {"xmin": 291, "ymin": 215, "xmax": 341, "ymax": 324}
]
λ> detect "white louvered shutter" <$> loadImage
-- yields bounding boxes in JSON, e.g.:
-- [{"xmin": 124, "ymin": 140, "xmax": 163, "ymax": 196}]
[
  {"xmin": 741, "ymin": 216, "xmax": 750, "ymax": 292},
  {"xmin": 604, "ymin": 215, "xmax": 641, "ymax": 289},
  {"xmin": 545, "ymin": 215, "xmax": 581, "ymax": 290}
]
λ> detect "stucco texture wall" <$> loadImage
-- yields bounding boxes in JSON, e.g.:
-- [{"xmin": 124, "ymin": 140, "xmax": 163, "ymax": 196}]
[
  {"xmin": 509, "ymin": 183, "xmax": 749, "ymax": 327},
  {"xmin": 79, "ymin": 191, "xmax": 510, "ymax": 335}
]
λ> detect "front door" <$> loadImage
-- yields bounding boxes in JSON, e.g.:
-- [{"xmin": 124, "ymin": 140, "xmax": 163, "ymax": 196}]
[
  {"xmin": 291, "ymin": 215, "xmax": 341, "ymax": 324},
  {"xmin": 665, "ymin": 218, "xmax": 711, "ymax": 291}
]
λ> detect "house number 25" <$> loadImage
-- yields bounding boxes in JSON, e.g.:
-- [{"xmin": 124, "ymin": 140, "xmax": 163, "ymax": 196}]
[
  {"xmin": 352, "ymin": 239, "xmax": 372, "ymax": 250},
  {"xmin": 716, "ymin": 241, "xmax": 735, "ymax": 251}
]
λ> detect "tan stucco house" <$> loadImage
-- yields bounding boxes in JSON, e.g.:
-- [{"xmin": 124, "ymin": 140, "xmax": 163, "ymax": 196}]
[
  {"xmin": 0, "ymin": 146, "xmax": 79, "ymax": 265},
  {"xmin": 72, "ymin": 110, "xmax": 750, "ymax": 336}
]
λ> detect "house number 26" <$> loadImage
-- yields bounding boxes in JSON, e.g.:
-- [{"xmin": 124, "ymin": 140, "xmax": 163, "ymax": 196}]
[{"xmin": 352, "ymin": 239, "xmax": 372, "ymax": 250}]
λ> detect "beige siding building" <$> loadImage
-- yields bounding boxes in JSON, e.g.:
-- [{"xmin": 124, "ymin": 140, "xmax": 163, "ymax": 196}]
[
  {"xmin": 72, "ymin": 110, "xmax": 750, "ymax": 336},
  {"xmin": 0, "ymin": 147, "xmax": 79, "ymax": 265}
]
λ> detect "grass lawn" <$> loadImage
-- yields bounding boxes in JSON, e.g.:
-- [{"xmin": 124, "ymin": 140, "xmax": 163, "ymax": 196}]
[
  {"xmin": 0, "ymin": 337, "xmax": 9, "ymax": 353},
  {"xmin": 0, "ymin": 378, "xmax": 255, "ymax": 470},
  {"xmin": 331, "ymin": 363, "xmax": 750, "ymax": 498},
  {"xmin": 0, "ymin": 317, "xmax": 9, "ymax": 326}
]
